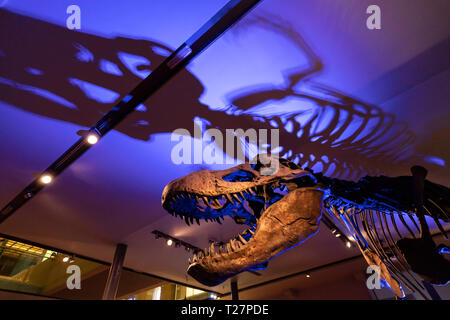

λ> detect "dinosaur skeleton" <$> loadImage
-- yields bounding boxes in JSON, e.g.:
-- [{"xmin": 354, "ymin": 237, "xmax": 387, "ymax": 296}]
[{"xmin": 161, "ymin": 154, "xmax": 450, "ymax": 298}]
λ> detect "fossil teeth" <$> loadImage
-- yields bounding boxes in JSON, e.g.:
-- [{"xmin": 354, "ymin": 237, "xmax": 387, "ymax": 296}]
[
  {"xmin": 202, "ymin": 196, "xmax": 210, "ymax": 206},
  {"xmin": 238, "ymin": 234, "xmax": 247, "ymax": 244},
  {"xmin": 226, "ymin": 243, "xmax": 232, "ymax": 253},
  {"xmin": 225, "ymin": 194, "xmax": 233, "ymax": 203},
  {"xmin": 230, "ymin": 239, "xmax": 238, "ymax": 251},
  {"xmin": 188, "ymin": 258, "xmax": 192, "ymax": 264},
  {"xmin": 249, "ymin": 188, "xmax": 255, "ymax": 195},
  {"xmin": 193, "ymin": 254, "xmax": 198, "ymax": 262},
  {"xmin": 195, "ymin": 195, "xmax": 200, "ymax": 202},
  {"xmin": 239, "ymin": 191, "xmax": 245, "ymax": 199},
  {"xmin": 184, "ymin": 216, "xmax": 190, "ymax": 226},
  {"xmin": 195, "ymin": 217, "xmax": 200, "ymax": 225},
  {"xmin": 249, "ymin": 229, "xmax": 255, "ymax": 235},
  {"xmin": 212, "ymin": 198, "xmax": 221, "ymax": 206},
  {"xmin": 209, "ymin": 242, "xmax": 215, "ymax": 256},
  {"xmin": 232, "ymin": 193, "xmax": 242, "ymax": 203}
]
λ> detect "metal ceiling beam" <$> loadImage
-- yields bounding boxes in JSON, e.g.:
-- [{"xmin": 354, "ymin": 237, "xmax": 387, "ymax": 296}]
[{"xmin": 0, "ymin": 0, "xmax": 262, "ymax": 223}]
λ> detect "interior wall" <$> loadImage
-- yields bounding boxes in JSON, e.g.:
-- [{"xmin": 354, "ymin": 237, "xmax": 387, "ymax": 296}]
[{"xmin": 221, "ymin": 258, "xmax": 373, "ymax": 300}]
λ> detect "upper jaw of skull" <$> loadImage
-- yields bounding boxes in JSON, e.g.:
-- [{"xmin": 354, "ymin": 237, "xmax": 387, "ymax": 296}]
[{"xmin": 161, "ymin": 161, "xmax": 314, "ymax": 212}]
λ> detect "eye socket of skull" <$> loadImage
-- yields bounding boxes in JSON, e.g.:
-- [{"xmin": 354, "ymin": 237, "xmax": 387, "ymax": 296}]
[
  {"xmin": 222, "ymin": 170, "xmax": 255, "ymax": 182},
  {"xmin": 251, "ymin": 154, "xmax": 279, "ymax": 172},
  {"xmin": 250, "ymin": 155, "xmax": 298, "ymax": 175}
]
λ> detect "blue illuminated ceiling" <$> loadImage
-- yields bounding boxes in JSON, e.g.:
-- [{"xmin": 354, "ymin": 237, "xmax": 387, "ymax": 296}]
[{"xmin": 0, "ymin": 0, "xmax": 449, "ymax": 292}]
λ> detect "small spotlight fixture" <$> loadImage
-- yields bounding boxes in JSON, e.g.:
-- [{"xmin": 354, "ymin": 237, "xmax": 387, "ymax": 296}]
[
  {"xmin": 62, "ymin": 256, "xmax": 69, "ymax": 263},
  {"xmin": 346, "ymin": 241, "xmax": 352, "ymax": 248},
  {"xmin": 335, "ymin": 233, "xmax": 341, "ymax": 238},
  {"xmin": 306, "ymin": 274, "xmax": 311, "ymax": 278},
  {"xmin": 40, "ymin": 174, "xmax": 53, "ymax": 184},
  {"xmin": 152, "ymin": 230, "xmax": 202, "ymax": 254},
  {"xmin": 86, "ymin": 133, "xmax": 99, "ymax": 145}
]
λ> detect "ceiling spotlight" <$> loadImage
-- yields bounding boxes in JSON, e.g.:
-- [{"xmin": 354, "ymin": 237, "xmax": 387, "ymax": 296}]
[
  {"xmin": 335, "ymin": 233, "xmax": 341, "ymax": 238},
  {"xmin": 86, "ymin": 133, "xmax": 99, "ymax": 145},
  {"xmin": 306, "ymin": 274, "xmax": 311, "ymax": 278},
  {"xmin": 40, "ymin": 174, "xmax": 53, "ymax": 184},
  {"xmin": 346, "ymin": 241, "xmax": 352, "ymax": 248},
  {"xmin": 62, "ymin": 256, "xmax": 69, "ymax": 263},
  {"xmin": 166, "ymin": 239, "xmax": 173, "ymax": 246}
]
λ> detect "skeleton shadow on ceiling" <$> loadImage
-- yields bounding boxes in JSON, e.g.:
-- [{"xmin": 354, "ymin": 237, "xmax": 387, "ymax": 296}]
[{"xmin": 0, "ymin": 9, "xmax": 428, "ymax": 181}]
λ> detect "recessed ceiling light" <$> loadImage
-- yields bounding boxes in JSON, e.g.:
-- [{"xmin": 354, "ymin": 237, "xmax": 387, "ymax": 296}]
[
  {"xmin": 167, "ymin": 239, "xmax": 173, "ymax": 246},
  {"xmin": 40, "ymin": 174, "xmax": 53, "ymax": 184},
  {"xmin": 86, "ymin": 133, "xmax": 99, "ymax": 145},
  {"xmin": 62, "ymin": 257, "xmax": 69, "ymax": 262}
]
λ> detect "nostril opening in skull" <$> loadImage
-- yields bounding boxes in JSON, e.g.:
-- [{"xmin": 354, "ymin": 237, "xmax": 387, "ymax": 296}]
[{"xmin": 222, "ymin": 170, "xmax": 255, "ymax": 182}]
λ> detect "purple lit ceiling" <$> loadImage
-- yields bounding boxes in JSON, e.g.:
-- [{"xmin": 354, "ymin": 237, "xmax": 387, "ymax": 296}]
[{"xmin": 0, "ymin": 0, "xmax": 449, "ymax": 293}]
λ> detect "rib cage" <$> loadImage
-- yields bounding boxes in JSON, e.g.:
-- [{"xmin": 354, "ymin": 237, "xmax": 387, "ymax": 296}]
[{"xmin": 322, "ymin": 198, "xmax": 449, "ymax": 299}]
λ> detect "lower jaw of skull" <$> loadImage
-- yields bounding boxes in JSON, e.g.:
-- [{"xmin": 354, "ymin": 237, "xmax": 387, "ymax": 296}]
[{"xmin": 187, "ymin": 239, "xmax": 284, "ymax": 286}]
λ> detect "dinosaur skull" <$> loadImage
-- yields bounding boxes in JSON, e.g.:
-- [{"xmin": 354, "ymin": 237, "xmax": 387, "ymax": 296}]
[{"xmin": 161, "ymin": 155, "xmax": 325, "ymax": 286}]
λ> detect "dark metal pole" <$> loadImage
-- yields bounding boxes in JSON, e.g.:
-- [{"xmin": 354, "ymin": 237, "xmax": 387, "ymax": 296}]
[
  {"xmin": 102, "ymin": 243, "xmax": 127, "ymax": 300},
  {"xmin": 422, "ymin": 280, "xmax": 441, "ymax": 300},
  {"xmin": 410, "ymin": 165, "xmax": 430, "ymax": 238},
  {"xmin": 231, "ymin": 277, "xmax": 239, "ymax": 300},
  {"xmin": 0, "ymin": 0, "xmax": 262, "ymax": 223}
]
